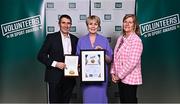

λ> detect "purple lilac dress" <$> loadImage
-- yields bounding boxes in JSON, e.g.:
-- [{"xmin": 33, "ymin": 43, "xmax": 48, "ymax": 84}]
[{"xmin": 76, "ymin": 33, "xmax": 113, "ymax": 103}]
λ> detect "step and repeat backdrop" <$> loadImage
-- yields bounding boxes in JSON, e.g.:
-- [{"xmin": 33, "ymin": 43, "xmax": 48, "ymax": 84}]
[
  {"xmin": 0, "ymin": 0, "xmax": 179, "ymax": 103},
  {"xmin": 45, "ymin": 0, "xmax": 135, "ymax": 48}
]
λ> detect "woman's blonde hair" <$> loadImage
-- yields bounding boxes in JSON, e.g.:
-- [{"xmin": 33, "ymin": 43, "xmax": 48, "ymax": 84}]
[{"xmin": 86, "ymin": 15, "xmax": 101, "ymax": 27}]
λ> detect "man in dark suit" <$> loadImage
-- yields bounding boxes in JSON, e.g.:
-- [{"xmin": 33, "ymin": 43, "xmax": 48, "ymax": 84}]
[{"xmin": 37, "ymin": 14, "xmax": 78, "ymax": 103}]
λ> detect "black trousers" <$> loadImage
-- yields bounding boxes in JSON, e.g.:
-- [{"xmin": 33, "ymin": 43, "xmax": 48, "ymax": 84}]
[
  {"xmin": 48, "ymin": 77, "xmax": 75, "ymax": 103},
  {"xmin": 118, "ymin": 82, "xmax": 138, "ymax": 103}
]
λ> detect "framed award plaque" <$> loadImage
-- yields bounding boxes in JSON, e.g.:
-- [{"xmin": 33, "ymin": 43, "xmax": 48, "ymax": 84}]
[
  {"xmin": 64, "ymin": 55, "xmax": 79, "ymax": 76},
  {"xmin": 80, "ymin": 50, "xmax": 105, "ymax": 82}
]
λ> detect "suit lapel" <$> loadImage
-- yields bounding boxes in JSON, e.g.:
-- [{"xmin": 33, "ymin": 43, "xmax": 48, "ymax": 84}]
[
  {"xmin": 57, "ymin": 31, "xmax": 64, "ymax": 55},
  {"xmin": 69, "ymin": 34, "xmax": 75, "ymax": 54}
]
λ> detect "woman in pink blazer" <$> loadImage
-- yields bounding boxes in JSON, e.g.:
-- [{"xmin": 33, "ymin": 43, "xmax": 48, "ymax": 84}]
[{"xmin": 111, "ymin": 14, "xmax": 143, "ymax": 103}]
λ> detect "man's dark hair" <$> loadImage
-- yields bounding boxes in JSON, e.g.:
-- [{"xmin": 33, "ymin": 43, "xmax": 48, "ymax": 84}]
[{"xmin": 58, "ymin": 14, "xmax": 72, "ymax": 24}]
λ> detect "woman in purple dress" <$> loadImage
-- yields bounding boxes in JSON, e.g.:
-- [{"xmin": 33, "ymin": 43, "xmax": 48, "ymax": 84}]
[{"xmin": 76, "ymin": 15, "xmax": 113, "ymax": 103}]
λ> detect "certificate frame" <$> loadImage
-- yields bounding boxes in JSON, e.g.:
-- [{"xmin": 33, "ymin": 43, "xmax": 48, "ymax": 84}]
[
  {"xmin": 64, "ymin": 55, "xmax": 79, "ymax": 77},
  {"xmin": 80, "ymin": 50, "xmax": 105, "ymax": 82}
]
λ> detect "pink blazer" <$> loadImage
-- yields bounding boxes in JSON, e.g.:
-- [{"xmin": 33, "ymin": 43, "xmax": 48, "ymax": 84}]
[{"xmin": 111, "ymin": 33, "xmax": 143, "ymax": 85}]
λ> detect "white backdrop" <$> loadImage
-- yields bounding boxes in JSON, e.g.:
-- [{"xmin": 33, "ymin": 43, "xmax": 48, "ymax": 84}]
[{"xmin": 45, "ymin": 0, "xmax": 135, "ymax": 48}]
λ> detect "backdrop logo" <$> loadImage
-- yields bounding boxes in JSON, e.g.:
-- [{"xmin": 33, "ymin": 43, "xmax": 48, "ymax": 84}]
[
  {"xmin": 140, "ymin": 14, "xmax": 180, "ymax": 38},
  {"xmin": 1, "ymin": 15, "xmax": 42, "ymax": 38}
]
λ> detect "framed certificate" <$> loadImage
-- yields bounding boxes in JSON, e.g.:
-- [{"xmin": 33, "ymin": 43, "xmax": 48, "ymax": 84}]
[
  {"xmin": 64, "ymin": 55, "xmax": 79, "ymax": 76},
  {"xmin": 80, "ymin": 50, "xmax": 105, "ymax": 82}
]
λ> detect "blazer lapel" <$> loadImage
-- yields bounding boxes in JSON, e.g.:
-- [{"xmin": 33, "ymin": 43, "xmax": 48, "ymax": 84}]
[
  {"xmin": 114, "ymin": 36, "xmax": 122, "ymax": 53},
  {"xmin": 115, "ymin": 35, "xmax": 131, "ymax": 59},
  {"xmin": 57, "ymin": 31, "xmax": 64, "ymax": 55},
  {"xmin": 115, "ymin": 36, "xmax": 125, "ymax": 59}
]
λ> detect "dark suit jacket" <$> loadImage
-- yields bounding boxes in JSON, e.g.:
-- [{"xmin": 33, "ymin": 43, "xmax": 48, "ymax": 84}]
[{"xmin": 37, "ymin": 31, "xmax": 78, "ymax": 83}]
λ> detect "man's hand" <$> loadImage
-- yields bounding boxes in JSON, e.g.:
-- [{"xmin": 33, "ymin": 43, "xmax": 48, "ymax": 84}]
[{"xmin": 56, "ymin": 62, "xmax": 66, "ymax": 70}]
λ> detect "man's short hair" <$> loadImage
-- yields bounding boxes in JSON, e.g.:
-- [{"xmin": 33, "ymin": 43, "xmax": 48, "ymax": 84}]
[{"xmin": 58, "ymin": 14, "xmax": 72, "ymax": 24}]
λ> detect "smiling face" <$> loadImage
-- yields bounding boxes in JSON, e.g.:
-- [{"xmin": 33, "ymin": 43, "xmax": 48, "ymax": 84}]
[
  {"xmin": 123, "ymin": 17, "xmax": 134, "ymax": 35},
  {"xmin": 122, "ymin": 14, "xmax": 140, "ymax": 36},
  {"xmin": 86, "ymin": 15, "xmax": 100, "ymax": 35},
  {"xmin": 87, "ymin": 19, "xmax": 99, "ymax": 34},
  {"xmin": 59, "ymin": 17, "xmax": 71, "ymax": 35}
]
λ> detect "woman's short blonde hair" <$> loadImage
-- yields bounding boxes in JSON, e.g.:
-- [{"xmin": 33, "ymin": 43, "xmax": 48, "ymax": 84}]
[{"xmin": 86, "ymin": 15, "xmax": 101, "ymax": 27}]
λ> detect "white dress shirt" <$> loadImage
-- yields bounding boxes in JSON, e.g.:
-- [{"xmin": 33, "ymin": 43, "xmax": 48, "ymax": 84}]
[{"xmin": 51, "ymin": 31, "xmax": 72, "ymax": 67}]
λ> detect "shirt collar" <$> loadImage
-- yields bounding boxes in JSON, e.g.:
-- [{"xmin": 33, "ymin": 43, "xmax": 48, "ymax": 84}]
[{"xmin": 60, "ymin": 31, "xmax": 70, "ymax": 39}]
